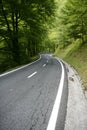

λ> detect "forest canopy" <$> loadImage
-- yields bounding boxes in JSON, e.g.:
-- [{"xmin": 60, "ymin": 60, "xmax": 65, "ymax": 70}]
[
  {"xmin": 0, "ymin": 0, "xmax": 55, "ymax": 72},
  {"xmin": 56, "ymin": 0, "xmax": 87, "ymax": 48},
  {"xmin": 0, "ymin": 0, "xmax": 87, "ymax": 73}
]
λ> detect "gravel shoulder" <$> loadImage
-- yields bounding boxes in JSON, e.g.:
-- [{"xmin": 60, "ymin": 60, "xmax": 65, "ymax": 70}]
[{"xmin": 64, "ymin": 62, "xmax": 87, "ymax": 130}]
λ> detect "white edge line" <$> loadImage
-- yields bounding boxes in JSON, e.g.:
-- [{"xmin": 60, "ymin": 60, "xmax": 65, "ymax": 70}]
[
  {"xmin": 0, "ymin": 56, "xmax": 41, "ymax": 77},
  {"xmin": 46, "ymin": 58, "xmax": 65, "ymax": 130},
  {"xmin": 27, "ymin": 71, "xmax": 37, "ymax": 78}
]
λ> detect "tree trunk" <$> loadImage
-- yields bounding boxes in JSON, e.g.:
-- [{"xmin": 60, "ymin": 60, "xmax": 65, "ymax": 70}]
[{"xmin": 1, "ymin": 0, "xmax": 20, "ymax": 64}]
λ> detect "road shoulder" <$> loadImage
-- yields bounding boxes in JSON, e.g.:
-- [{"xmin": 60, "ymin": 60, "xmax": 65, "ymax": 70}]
[{"xmin": 64, "ymin": 62, "xmax": 87, "ymax": 130}]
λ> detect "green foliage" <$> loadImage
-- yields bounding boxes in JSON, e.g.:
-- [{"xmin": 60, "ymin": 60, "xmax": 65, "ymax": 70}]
[
  {"xmin": 55, "ymin": 0, "xmax": 87, "ymax": 90},
  {"xmin": 0, "ymin": 0, "xmax": 55, "ymax": 73},
  {"xmin": 56, "ymin": 0, "xmax": 87, "ymax": 48}
]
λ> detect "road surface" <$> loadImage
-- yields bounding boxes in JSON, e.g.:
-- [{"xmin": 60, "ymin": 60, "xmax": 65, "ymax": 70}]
[{"xmin": 0, "ymin": 54, "xmax": 68, "ymax": 130}]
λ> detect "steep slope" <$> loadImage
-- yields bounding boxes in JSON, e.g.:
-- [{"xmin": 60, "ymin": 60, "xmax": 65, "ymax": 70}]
[{"xmin": 54, "ymin": 41, "xmax": 87, "ymax": 90}]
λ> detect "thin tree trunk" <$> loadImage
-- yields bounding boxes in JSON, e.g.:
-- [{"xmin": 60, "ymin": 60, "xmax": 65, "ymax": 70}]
[
  {"xmin": 1, "ymin": 0, "xmax": 20, "ymax": 64},
  {"xmin": 12, "ymin": 8, "xmax": 20, "ymax": 64},
  {"xmin": 1, "ymin": 0, "xmax": 11, "ymax": 36}
]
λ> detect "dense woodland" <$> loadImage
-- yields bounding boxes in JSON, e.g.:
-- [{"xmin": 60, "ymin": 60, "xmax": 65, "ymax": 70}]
[
  {"xmin": 0, "ymin": 0, "xmax": 55, "ymax": 72},
  {"xmin": 0, "ymin": 0, "xmax": 87, "ymax": 73},
  {"xmin": 56, "ymin": 0, "xmax": 87, "ymax": 48}
]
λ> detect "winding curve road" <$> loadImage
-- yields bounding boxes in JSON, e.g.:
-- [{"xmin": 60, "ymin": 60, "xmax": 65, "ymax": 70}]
[{"xmin": 0, "ymin": 54, "xmax": 68, "ymax": 130}]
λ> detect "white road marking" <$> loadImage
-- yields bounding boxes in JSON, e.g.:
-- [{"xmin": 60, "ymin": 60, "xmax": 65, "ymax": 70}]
[
  {"xmin": 47, "ymin": 60, "xmax": 48, "ymax": 63},
  {"xmin": 43, "ymin": 64, "xmax": 46, "ymax": 67},
  {"xmin": 27, "ymin": 71, "xmax": 37, "ymax": 78},
  {"xmin": 47, "ymin": 59, "xmax": 65, "ymax": 130}
]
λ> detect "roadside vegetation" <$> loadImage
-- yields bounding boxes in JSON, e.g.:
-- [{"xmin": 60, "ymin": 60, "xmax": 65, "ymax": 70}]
[
  {"xmin": 54, "ymin": 41, "xmax": 87, "ymax": 90},
  {"xmin": 54, "ymin": 0, "xmax": 87, "ymax": 90},
  {"xmin": 0, "ymin": 0, "xmax": 56, "ymax": 73},
  {"xmin": 0, "ymin": 0, "xmax": 87, "ymax": 91}
]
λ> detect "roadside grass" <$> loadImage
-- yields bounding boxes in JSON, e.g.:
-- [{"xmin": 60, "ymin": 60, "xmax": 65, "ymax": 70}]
[{"xmin": 54, "ymin": 40, "xmax": 87, "ymax": 90}]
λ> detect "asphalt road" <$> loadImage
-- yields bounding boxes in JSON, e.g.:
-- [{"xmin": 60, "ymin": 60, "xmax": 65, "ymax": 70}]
[{"xmin": 0, "ymin": 54, "xmax": 68, "ymax": 130}]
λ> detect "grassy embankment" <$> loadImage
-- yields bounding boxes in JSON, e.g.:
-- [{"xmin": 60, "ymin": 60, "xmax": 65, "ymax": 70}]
[{"xmin": 54, "ymin": 40, "xmax": 87, "ymax": 90}]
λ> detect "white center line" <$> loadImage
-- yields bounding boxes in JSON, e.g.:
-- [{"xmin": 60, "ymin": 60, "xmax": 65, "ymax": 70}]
[
  {"xmin": 46, "ymin": 59, "xmax": 65, "ymax": 130},
  {"xmin": 27, "ymin": 71, "xmax": 37, "ymax": 78},
  {"xmin": 43, "ymin": 64, "xmax": 46, "ymax": 67}
]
